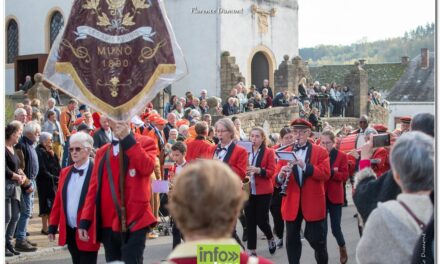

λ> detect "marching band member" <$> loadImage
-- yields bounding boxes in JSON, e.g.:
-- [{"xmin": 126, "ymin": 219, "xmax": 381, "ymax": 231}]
[
  {"xmin": 207, "ymin": 118, "xmax": 248, "ymax": 249},
  {"xmin": 275, "ymin": 118, "xmax": 330, "ymax": 264},
  {"xmin": 185, "ymin": 121, "xmax": 213, "ymax": 162},
  {"xmin": 364, "ymin": 128, "xmax": 390, "ymax": 177},
  {"xmin": 208, "ymin": 118, "xmax": 248, "ymax": 180},
  {"xmin": 392, "ymin": 116, "xmax": 411, "ymax": 136},
  {"xmin": 320, "ymin": 131, "xmax": 349, "ymax": 264},
  {"xmin": 78, "ymin": 120, "xmax": 157, "ymax": 263},
  {"xmin": 168, "ymin": 141, "xmax": 188, "ymax": 249},
  {"xmin": 270, "ymin": 127, "xmax": 295, "ymax": 248},
  {"xmin": 48, "ymin": 132, "xmax": 99, "ymax": 264},
  {"xmin": 245, "ymin": 127, "xmax": 277, "ymax": 256}
]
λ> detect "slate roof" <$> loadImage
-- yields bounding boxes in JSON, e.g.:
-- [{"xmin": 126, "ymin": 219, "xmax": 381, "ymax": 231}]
[{"xmin": 386, "ymin": 52, "xmax": 435, "ymax": 102}]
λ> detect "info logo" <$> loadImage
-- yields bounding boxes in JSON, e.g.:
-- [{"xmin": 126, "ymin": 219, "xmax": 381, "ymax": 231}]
[{"xmin": 197, "ymin": 244, "xmax": 240, "ymax": 264}]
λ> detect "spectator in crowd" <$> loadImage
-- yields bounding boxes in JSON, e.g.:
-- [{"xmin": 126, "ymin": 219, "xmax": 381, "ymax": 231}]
[
  {"xmin": 308, "ymin": 107, "xmax": 322, "ymax": 132},
  {"xmin": 300, "ymin": 100, "xmax": 311, "ymax": 119},
  {"xmin": 92, "ymin": 115, "xmax": 112, "ymax": 149},
  {"xmin": 313, "ymin": 81, "xmax": 320, "ymax": 93},
  {"xmin": 24, "ymin": 105, "xmax": 33, "ymax": 123},
  {"xmin": 165, "ymin": 160, "xmax": 272, "ymax": 263},
  {"xmin": 42, "ymin": 110, "xmax": 64, "ymax": 161},
  {"xmin": 23, "ymin": 98, "xmax": 31, "ymax": 106},
  {"xmin": 20, "ymin": 75, "xmax": 33, "ymax": 94},
  {"xmin": 272, "ymin": 90, "xmax": 290, "ymax": 107},
  {"xmin": 261, "ymin": 88, "xmax": 273, "ymax": 108},
  {"xmin": 178, "ymin": 124, "xmax": 189, "ymax": 142},
  {"xmin": 356, "ymin": 132, "xmax": 434, "ymax": 264},
  {"xmin": 307, "ymin": 82, "xmax": 317, "ymax": 98},
  {"xmin": 232, "ymin": 117, "xmax": 247, "ymax": 141},
  {"xmin": 258, "ymin": 79, "xmax": 273, "ymax": 99},
  {"xmin": 222, "ymin": 97, "xmax": 239, "ymax": 116},
  {"xmin": 341, "ymin": 86, "xmax": 352, "ymax": 117},
  {"xmin": 246, "ymin": 102, "xmax": 255, "ymax": 112},
  {"xmin": 163, "ymin": 113, "xmax": 177, "ymax": 142},
  {"xmin": 5, "ymin": 121, "xmax": 25, "ymax": 257},
  {"xmin": 14, "ymin": 108, "xmax": 28, "ymax": 124},
  {"xmin": 164, "ymin": 95, "xmax": 178, "ymax": 118},
  {"xmin": 36, "ymin": 132, "xmax": 60, "ymax": 235},
  {"xmin": 190, "ymin": 98, "xmax": 202, "ymax": 114},
  {"xmin": 236, "ymin": 84, "xmax": 248, "ymax": 112},
  {"xmin": 15, "ymin": 103, "xmax": 24, "ymax": 109},
  {"xmin": 298, "ymin": 77, "xmax": 308, "ymax": 102},
  {"xmin": 172, "ymin": 101, "xmax": 185, "ymax": 119},
  {"xmin": 199, "ymin": 89, "xmax": 208, "ymax": 100},
  {"xmin": 185, "ymin": 92, "xmax": 194, "ymax": 108},
  {"xmin": 49, "ymin": 86, "xmax": 62, "ymax": 105},
  {"xmin": 14, "ymin": 121, "xmax": 41, "ymax": 252},
  {"xmin": 60, "ymin": 99, "xmax": 78, "ymax": 167},
  {"xmin": 252, "ymin": 93, "xmax": 264, "ymax": 109},
  {"xmin": 247, "ymin": 85, "xmax": 258, "ymax": 99},
  {"xmin": 202, "ymin": 113, "xmax": 212, "ymax": 127},
  {"xmin": 45, "ymin": 98, "xmax": 60, "ymax": 121},
  {"xmin": 199, "ymin": 99, "xmax": 209, "ymax": 115},
  {"xmin": 31, "ymin": 99, "xmax": 43, "ymax": 122}
]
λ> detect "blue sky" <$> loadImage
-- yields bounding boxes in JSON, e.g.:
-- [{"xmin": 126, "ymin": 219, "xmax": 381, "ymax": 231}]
[{"xmin": 298, "ymin": 0, "xmax": 436, "ymax": 48}]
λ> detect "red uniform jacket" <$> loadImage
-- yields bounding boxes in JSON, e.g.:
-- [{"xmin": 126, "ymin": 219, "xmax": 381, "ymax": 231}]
[
  {"xmin": 186, "ymin": 137, "xmax": 213, "ymax": 162},
  {"xmin": 48, "ymin": 161, "xmax": 100, "ymax": 252},
  {"xmin": 207, "ymin": 142, "xmax": 248, "ymax": 180},
  {"xmin": 274, "ymin": 142, "xmax": 330, "ymax": 222},
  {"xmin": 146, "ymin": 128, "xmax": 165, "ymax": 156},
  {"xmin": 371, "ymin": 147, "xmax": 390, "ymax": 177},
  {"xmin": 251, "ymin": 146, "xmax": 276, "ymax": 195},
  {"xmin": 79, "ymin": 134, "xmax": 157, "ymax": 242},
  {"xmin": 325, "ymin": 149, "xmax": 349, "ymax": 204}
]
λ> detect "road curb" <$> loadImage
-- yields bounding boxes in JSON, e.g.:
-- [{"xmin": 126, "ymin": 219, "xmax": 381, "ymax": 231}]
[{"xmin": 6, "ymin": 245, "xmax": 67, "ymax": 264}]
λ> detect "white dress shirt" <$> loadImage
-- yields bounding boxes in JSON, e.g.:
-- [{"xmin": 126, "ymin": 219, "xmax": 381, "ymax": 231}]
[
  {"xmin": 294, "ymin": 145, "xmax": 308, "ymax": 186},
  {"xmin": 248, "ymin": 148, "xmax": 261, "ymax": 195},
  {"xmin": 66, "ymin": 159, "xmax": 90, "ymax": 228},
  {"xmin": 214, "ymin": 141, "xmax": 233, "ymax": 161},
  {"xmin": 175, "ymin": 160, "xmax": 187, "ymax": 176}
]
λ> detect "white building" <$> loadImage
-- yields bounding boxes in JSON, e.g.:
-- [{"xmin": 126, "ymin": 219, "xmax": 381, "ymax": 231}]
[{"xmin": 5, "ymin": 0, "xmax": 299, "ymax": 97}]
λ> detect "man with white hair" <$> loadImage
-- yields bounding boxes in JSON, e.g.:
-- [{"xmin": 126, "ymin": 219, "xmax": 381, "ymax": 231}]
[
  {"xmin": 199, "ymin": 89, "xmax": 208, "ymax": 100},
  {"xmin": 45, "ymin": 98, "xmax": 60, "ymax": 121},
  {"xmin": 178, "ymin": 124, "xmax": 189, "ymax": 141},
  {"xmin": 93, "ymin": 115, "xmax": 112, "ymax": 149},
  {"xmin": 163, "ymin": 113, "xmax": 177, "ymax": 142},
  {"xmin": 48, "ymin": 132, "xmax": 99, "ymax": 263},
  {"xmin": 14, "ymin": 121, "xmax": 41, "ymax": 251},
  {"xmin": 14, "ymin": 108, "xmax": 28, "ymax": 124}
]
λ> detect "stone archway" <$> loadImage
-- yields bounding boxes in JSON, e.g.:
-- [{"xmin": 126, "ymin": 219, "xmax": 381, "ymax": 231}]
[
  {"xmin": 247, "ymin": 45, "xmax": 276, "ymax": 89},
  {"xmin": 251, "ymin": 52, "xmax": 269, "ymax": 89}
]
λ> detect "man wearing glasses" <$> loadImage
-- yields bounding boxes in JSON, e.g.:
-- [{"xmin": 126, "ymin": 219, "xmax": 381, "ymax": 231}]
[
  {"xmin": 275, "ymin": 118, "xmax": 331, "ymax": 264},
  {"xmin": 351, "ymin": 115, "xmax": 369, "ymax": 149}
]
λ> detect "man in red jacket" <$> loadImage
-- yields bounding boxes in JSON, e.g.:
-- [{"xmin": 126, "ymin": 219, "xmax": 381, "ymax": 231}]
[
  {"xmin": 275, "ymin": 118, "xmax": 330, "ymax": 264},
  {"xmin": 185, "ymin": 121, "xmax": 213, "ymax": 162},
  {"xmin": 78, "ymin": 120, "xmax": 157, "ymax": 263},
  {"xmin": 320, "ymin": 131, "xmax": 349, "ymax": 264}
]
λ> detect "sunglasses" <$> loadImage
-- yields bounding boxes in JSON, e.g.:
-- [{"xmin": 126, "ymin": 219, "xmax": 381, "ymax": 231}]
[{"xmin": 69, "ymin": 147, "xmax": 85, "ymax": 153}]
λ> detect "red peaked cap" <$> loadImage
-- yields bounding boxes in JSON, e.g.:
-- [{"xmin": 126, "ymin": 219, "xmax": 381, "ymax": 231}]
[
  {"xmin": 400, "ymin": 116, "xmax": 412, "ymax": 124},
  {"xmin": 290, "ymin": 118, "xmax": 313, "ymax": 129},
  {"xmin": 373, "ymin": 124, "xmax": 388, "ymax": 133}
]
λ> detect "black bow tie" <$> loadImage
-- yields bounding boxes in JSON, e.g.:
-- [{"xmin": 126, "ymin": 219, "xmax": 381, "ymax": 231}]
[
  {"xmin": 216, "ymin": 147, "xmax": 227, "ymax": 153},
  {"xmin": 72, "ymin": 167, "xmax": 84, "ymax": 176},
  {"xmin": 295, "ymin": 144, "xmax": 308, "ymax": 152},
  {"xmin": 111, "ymin": 140, "xmax": 119, "ymax": 146}
]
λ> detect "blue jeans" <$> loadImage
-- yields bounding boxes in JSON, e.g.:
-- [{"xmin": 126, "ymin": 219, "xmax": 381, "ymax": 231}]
[
  {"xmin": 324, "ymin": 200, "xmax": 345, "ymax": 247},
  {"xmin": 15, "ymin": 179, "xmax": 35, "ymax": 241},
  {"xmin": 62, "ymin": 139, "xmax": 70, "ymax": 167}
]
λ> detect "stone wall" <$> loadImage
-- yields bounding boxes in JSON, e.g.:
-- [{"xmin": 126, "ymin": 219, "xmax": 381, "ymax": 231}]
[
  {"xmin": 274, "ymin": 55, "xmax": 312, "ymax": 95},
  {"xmin": 212, "ymin": 106, "xmax": 299, "ymax": 134},
  {"xmin": 321, "ymin": 117, "xmax": 358, "ymax": 130},
  {"xmin": 220, "ymin": 53, "xmax": 245, "ymax": 103},
  {"xmin": 368, "ymin": 103, "xmax": 389, "ymax": 126},
  {"xmin": 344, "ymin": 62, "xmax": 369, "ymax": 117}
]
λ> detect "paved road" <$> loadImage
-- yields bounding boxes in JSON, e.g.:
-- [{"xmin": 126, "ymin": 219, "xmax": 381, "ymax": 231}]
[{"xmin": 12, "ymin": 204, "xmax": 361, "ymax": 264}]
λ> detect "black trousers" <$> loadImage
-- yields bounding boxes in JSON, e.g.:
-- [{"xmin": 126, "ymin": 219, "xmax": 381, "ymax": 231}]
[
  {"xmin": 270, "ymin": 187, "xmax": 285, "ymax": 239},
  {"xmin": 101, "ymin": 227, "xmax": 149, "ymax": 264},
  {"xmin": 171, "ymin": 218, "xmax": 183, "ymax": 249},
  {"xmin": 66, "ymin": 226, "xmax": 98, "ymax": 264},
  {"xmin": 285, "ymin": 210, "xmax": 328, "ymax": 264},
  {"xmin": 245, "ymin": 194, "xmax": 274, "ymax": 250}
]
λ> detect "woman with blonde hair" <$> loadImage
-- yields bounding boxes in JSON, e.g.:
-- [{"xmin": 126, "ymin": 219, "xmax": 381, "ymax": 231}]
[{"xmin": 166, "ymin": 160, "xmax": 272, "ymax": 264}]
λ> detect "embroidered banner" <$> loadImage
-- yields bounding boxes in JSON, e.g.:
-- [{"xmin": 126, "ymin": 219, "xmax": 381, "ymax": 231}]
[{"xmin": 44, "ymin": 0, "xmax": 187, "ymax": 120}]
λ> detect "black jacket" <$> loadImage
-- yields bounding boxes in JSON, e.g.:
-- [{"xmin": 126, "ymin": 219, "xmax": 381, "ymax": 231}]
[
  {"xmin": 353, "ymin": 170, "xmax": 401, "ymax": 222},
  {"xmin": 93, "ymin": 128, "xmax": 112, "ymax": 149}
]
